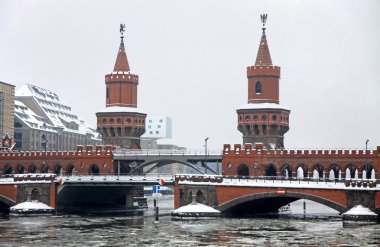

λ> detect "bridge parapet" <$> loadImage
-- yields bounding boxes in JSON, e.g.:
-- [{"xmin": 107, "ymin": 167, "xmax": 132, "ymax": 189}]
[
  {"xmin": 175, "ymin": 174, "xmax": 223, "ymax": 183},
  {"xmin": 223, "ymin": 144, "xmax": 379, "ymax": 157}
]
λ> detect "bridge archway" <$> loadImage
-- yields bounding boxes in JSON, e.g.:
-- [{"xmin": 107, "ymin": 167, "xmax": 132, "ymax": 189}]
[
  {"xmin": 237, "ymin": 164, "xmax": 249, "ymax": 176},
  {"xmin": 344, "ymin": 164, "xmax": 358, "ymax": 179},
  {"xmin": 328, "ymin": 164, "xmax": 340, "ymax": 181},
  {"xmin": 67, "ymin": 165, "xmax": 76, "ymax": 176},
  {"xmin": 219, "ymin": 192, "xmax": 346, "ymax": 216},
  {"xmin": 312, "ymin": 164, "xmax": 324, "ymax": 180},
  {"xmin": 0, "ymin": 195, "xmax": 16, "ymax": 213},
  {"xmin": 296, "ymin": 164, "xmax": 308, "ymax": 179},
  {"xmin": 3, "ymin": 165, "xmax": 12, "ymax": 175},
  {"xmin": 89, "ymin": 164, "xmax": 100, "ymax": 176},
  {"xmin": 281, "ymin": 164, "xmax": 291, "ymax": 179},
  {"xmin": 28, "ymin": 164, "xmax": 37, "ymax": 173},
  {"xmin": 265, "ymin": 164, "xmax": 277, "ymax": 177},
  {"xmin": 16, "ymin": 165, "xmax": 24, "ymax": 174}
]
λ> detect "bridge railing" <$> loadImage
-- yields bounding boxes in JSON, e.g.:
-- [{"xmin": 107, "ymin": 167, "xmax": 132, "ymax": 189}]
[
  {"xmin": 112, "ymin": 148, "xmax": 223, "ymax": 157},
  {"xmin": 56, "ymin": 173, "xmax": 175, "ymax": 183}
]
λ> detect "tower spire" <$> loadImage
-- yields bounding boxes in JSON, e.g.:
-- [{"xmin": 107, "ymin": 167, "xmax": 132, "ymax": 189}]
[
  {"xmin": 113, "ymin": 24, "xmax": 130, "ymax": 72},
  {"xmin": 255, "ymin": 14, "xmax": 272, "ymax": 66}
]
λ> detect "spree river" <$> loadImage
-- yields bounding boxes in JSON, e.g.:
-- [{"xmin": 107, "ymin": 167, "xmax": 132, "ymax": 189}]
[{"xmin": 1, "ymin": 195, "xmax": 380, "ymax": 246}]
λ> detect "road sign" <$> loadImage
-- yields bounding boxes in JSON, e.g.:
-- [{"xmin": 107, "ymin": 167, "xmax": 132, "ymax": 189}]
[
  {"xmin": 152, "ymin": 185, "xmax": 162, "ymax": 198},
  {"xmin": 153, "ymin": 185, "xmax": 160, "ymax": 193},
  {"xmin": 158, "ymin": 179, "xmax": 165, "ymax": 186}
]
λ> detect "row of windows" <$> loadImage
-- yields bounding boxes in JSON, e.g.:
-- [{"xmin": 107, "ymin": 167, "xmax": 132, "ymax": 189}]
[
  {"xmin": 149, "ymin": 131, "xmax": 160, "ymax": 135},
  {"xmin": 148, "ymin": 119, "xmax": 164, "ymax": 123},
  {"xmin": 147, "ymin": 125, "xmax": 161, "ymax": 129},
  {"xmin": 101, "ymin": 118, "xmax": 145, "ymax": 124},
  {"xmin": 239, "ymin": 114, "xmax": 289, "ymax": 122}
]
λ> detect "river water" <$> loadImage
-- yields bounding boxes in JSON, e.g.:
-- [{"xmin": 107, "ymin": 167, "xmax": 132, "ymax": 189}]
[{"xmin": 1, "ymin": 195, "xmax": 380, "ymax": 246}]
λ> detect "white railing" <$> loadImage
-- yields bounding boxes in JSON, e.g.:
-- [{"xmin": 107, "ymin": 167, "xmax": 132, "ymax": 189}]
[
  {"xmin": 112, "ymin": 148, "xmax": 223, "ymax": 156},
  {"xmin": 57, "ymin": 174, "xmax": 175, "ymax": 183}
]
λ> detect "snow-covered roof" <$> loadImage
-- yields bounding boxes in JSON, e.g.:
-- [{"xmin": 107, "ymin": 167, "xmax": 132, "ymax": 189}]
[
  {"xmin": 97, "ymin": 106, "xmax": 145, "ymax": 114},
  {"xmin": 237, "ymin": 103, "xmax": 290, "ymax": 111},
  {"xmin": 15, "ymin": 84, "xmax": 100, "ymax": 140},
  {"xmin": 172, "ymin": 203, "xmax": 220, "ymax": 213},
  {"xmin": 343, "ymin": 205, "xmax": 377, "ymax": 216}
]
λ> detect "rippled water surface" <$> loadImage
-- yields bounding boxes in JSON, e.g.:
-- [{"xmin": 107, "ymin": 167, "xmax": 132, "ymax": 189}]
[{"xmin": 1, "ymin": 196, "xmax": 380, "ymax": 246}]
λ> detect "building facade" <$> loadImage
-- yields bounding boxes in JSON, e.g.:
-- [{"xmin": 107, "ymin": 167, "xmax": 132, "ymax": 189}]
[
  {"xmin": 0, "ymin": 81, "xmax": 15, "ymax": 147},
  {"xmin": 14, "ymin": 84, "xmax": 101, "ymax": 151},
  {"xmin": 237, "ymin": 16, "xmax": 290, "ymax": 149},
  {"xmin": 96, "ymin": 27, "xmax": 146, "ymax": 149},
  {"xmin": 143, "ymin": 116, "xmax": 172, "ymax": 139}
]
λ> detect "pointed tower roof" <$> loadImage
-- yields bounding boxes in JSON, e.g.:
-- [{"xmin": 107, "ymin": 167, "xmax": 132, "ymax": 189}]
[
  {"xmin": 255, "ymin": 14, "xmax": 272, "ymax": 66},
  {"xmin": 113, "ymin": 36, "xmax": 130, "ymax": 72}
]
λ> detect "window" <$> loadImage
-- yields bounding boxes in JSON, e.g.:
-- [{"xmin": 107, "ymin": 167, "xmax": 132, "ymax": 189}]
[
  {"xmin": 156, "ymin": 131, "xmax": 159, "ymax": 134},
  {"xmin": 272, "ymin": 115, "xmax": 277, "ymax": 121},
  {"xmin": 149, "ymin": 120, "xmax": 152, "ymax": 123},
  {"xmin": 255, "ymin": 81, "xmax": 262, "ymax": 94},
  {"xmin": 126, "ymin": 118, "xmax": 131, "ymax": 123},
  {"xmin": 149, "ymin": 131, "xmax": 153, "ymax": 134},
  {"xmin": 102, "ymin": 118, "xmax": 107, "ymax": 123},
  {"xmin": 159, "ymin": 119, "xmax": 163, "ymax": 123},
  {"xmin": 245, "ymin": 115, "xmax": 250, "ymax": 121},
  {"xmin": 253, "ymin": 115, "xmax": 258, "ymax": 121},
  {"xmin": 148, "ymin": 125, "xmax": 151, "ymax": 129},
  {"xmin": 157, "ymin": 125, "xmax": 161, "ymax": 128},
  {"xmin": 117, "ymin": 118, "xmax": 122, "ymax": 123},
  {"xmin": 262, "ymin": 115, "xmax": 267, "ymax": 121},
  {"xmin": 110, "ymin": 118, "xmax": 115, "ymax": 124}
]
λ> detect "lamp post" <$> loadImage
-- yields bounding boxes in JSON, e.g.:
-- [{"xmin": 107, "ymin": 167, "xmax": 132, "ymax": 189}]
[
  {"xmin": 204, "ymin": 137, "xmax": 209, "ymax": 174},
  {"xmin": 365, "ymin": 139, "xmax": 369, "ymax": 179},
  {"xmin": 42, "ymin": 140, "xmax": 49, "ymax": 171}
]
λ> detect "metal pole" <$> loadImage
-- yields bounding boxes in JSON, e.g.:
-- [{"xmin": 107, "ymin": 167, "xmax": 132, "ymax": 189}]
[
  {"xmin": 204, "ymin": 137, "xmax": 209, "ymax": 174},
  {"xmin": 365, "ymin": 139, "xmax": 369, "ymax": 179},
  {"xmin": 154, "ymin": 198, "xmax": 159, "ymax": 222},
  {"xmin": 303, "ymin": 200, "xmax": 306, "ymax": 215},
  {"xmin": 117, "ymin": 160, "xmax": 120, "ymax": 176}
]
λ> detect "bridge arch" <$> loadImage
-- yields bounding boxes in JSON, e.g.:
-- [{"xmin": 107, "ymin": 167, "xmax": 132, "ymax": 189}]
[
  {"xmin": 40, "ymin": 164, "xmax": 49, "ymax": 173},
  {"xmin": 129, "ymin": 159, "xmax": 205, "ymax": 175},
  {"xmin": 280, "ymin": 164, "xmax": 291, "ymax": 179},
  {"xmin": 237, "ymin": 164, "xmax": 249, "ymax": 176},
  {"xmin": 265, "ymin": 164, "xmax": 277, "ymax": 177},
  {"xmin": 3, "ymin": 165, "xmax": 12, "ymax": 175},
  {"xmin": 0, "ymin": 195, "xmax": 16, "ymax": 212},
  {"xmin": 89, "ymin": 164, "xmax": 100, "ymax": 175},
  {"xmin": 219, "ymin": 192, "xmax": 346, "ymax": 215},
  {"xmin": 311, "ymin": 164, "xmax": 324, "ymax": 179},
  {"xmin": 16, "ymin": 165, "xmax": 24, "ymax": 174},
  {"xmin": 328, "ymin": 164, "xmax": 340, "ymax": 180},
  {"xmin": 67, "ymin": 165, "xmax": 76, "ymax": 176},
  {"xmin": 28, "ymin": 164, "xmax": 37, "ymax": 173},
  {"xmin": 296, "ymin": 164, "xmax": 308, "ymax": 179},
  {"xmin": 344, "ymin": 164, "xmax": 358, "ymax": 179}
]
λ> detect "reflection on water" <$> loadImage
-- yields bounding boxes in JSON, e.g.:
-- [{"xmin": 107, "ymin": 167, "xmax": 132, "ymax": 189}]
[{"xmin": 0, "ymin": 195, "xmax": 379, "ymax": 246}]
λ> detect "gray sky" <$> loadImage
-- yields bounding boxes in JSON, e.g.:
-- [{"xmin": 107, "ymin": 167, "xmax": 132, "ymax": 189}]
[{"xmin": 1, "ymin": 0, "xmax": 379, "ymax": 150}]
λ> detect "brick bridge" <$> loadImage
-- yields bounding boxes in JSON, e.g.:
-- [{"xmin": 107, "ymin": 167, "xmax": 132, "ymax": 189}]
[
  {"xmin": 174, "ymin": 143, "xmax": 380, "ymax": 216},
  {"xmin": 174, "ymin": 175, "xmax": 380, "ymax": 216}
]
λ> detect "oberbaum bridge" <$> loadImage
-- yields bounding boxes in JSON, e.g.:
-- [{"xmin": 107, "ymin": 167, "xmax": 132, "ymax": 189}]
[{"xmin": 1, "ymin": 17, "xmax": 380, "ymax": 216}]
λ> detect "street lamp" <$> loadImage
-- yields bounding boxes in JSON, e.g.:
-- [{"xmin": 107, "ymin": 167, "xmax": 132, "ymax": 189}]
[
  {"xmin": 365, "ymin": 139, "xmax": 369, "ymax": 179},
  {"xmin": 42, "ymin": 140, "xmax": 49, "ymax": 170},
  {"xmin": 204, "ymin": 138, "xmax": 209, "ymax": 174}
]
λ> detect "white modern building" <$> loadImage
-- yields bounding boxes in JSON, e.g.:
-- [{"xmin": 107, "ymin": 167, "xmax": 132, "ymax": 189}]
[
  {"xmin": 143, "ymin": 116, "xmax": 172, "ymax": 139},
  {"xmin": 14, "ymin": 84, "xmax": 101, "ymax": 151}
]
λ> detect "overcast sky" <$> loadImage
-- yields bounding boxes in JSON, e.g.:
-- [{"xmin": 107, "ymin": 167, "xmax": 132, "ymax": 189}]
[{"xmin": 1, "ymin": 0, "xmax": 379, "ymax": 150}]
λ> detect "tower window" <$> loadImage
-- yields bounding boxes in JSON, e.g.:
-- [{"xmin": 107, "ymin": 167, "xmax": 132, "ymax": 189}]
[
  {"xmin": 126, "ymin": 118, "xmax": 131, "ymax": 123},
  {"xmin": 102, "ymin": 118, "xmax": 107, "ymax": 123},
  {"xmin": 110, "ymin": 118, "xmax": 115, "ymax": 124},
  {"xmin": 117, "ymin": 118, "xmax": 122, "ymax": 123},
  {"xmin": 272, "ymin": 115, "xmax": 277, "ymax": 121},
  {"xmin": 262, "ymin": 115, "xmax": 267, "ymax": 121},
  {"xmin": 245, "ymin": 115, "xmax": 250, "ymax": 121},
  {"xmin": 253, "ymin": 115, "xmax": 258, "ymax": 121},
  {"xmin": 255, "ymin": 81, "xmax": 262, "ymax": 94}
]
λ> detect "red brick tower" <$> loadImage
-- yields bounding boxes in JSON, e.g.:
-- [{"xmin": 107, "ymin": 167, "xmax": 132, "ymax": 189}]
[
  {"xmin": 96, "ymin": 25, "xmax": 146, "ymax": 149},
  {"xmin": 237, "ymin": 15, "xmax": 290, "ymax": 149}
]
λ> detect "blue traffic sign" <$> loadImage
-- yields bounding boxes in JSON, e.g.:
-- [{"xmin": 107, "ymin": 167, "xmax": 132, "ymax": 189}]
[{"xmin": 153, "ymin": 185, "xmax": 161, "ymax": 194}]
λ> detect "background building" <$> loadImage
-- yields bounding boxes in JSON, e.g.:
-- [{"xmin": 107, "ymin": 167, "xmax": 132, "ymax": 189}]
[
  {"xmin": 14, "ymin": 84, "xmax": 101, "ymax": 151},
  {"xmin": 143, "ymin": 116, "xmax": 172, "ymax": 139},
  {"xmin": 0, "ymin": 81, "xmax": 15, "ymax": 147}
]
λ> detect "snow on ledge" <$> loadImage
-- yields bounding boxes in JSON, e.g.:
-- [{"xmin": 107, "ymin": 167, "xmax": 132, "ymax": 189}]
[
  {"xmin": 237, "ymin": 103, "xmax": 290, "ymax": 111},
  {"xmin": 11, "ymin": 201, "xmax": 54, "ymax": 210},
  {"xmin": 343, "ymin": 205, "xmax": 377, "ymax": 216},
  {"xmin": 173, "ymin": 203, "xmax": 220, "ymax": 213}
]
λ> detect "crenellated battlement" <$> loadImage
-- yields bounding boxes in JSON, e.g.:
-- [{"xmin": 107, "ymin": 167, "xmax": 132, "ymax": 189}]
[
  {"xmin": 247, "ymin": 65, "xmax": 280, "ymax": 78},
  {"xmin": 0, "ymin": 145, "xmax": 113, "ymax": 158},
  {"xmin": 223, "ymin": 143, "xmax": 380, "ymax": 157},
  {"xmin": 105, "ymin": 73, "xmax": 138, "ymax": 83}
]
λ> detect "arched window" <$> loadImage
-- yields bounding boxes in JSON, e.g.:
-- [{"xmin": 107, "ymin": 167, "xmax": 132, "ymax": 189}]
[
  {"xmin": 237, "ymin": 164, "xmax": 249, "ymax": 176},
  {"xmin": 89, "ymin": 164, "xmax": 99, "ymax": 176},
  {"xmin": 255, "ymin": 81, "xmax": 262, "ymax": 94},
  {"xmin": 265, "ymin": 164, "xmax": 277, "ymax": 177}
]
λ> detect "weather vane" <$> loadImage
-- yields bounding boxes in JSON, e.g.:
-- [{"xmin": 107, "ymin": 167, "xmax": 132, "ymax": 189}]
[
  {"xmin": 120, "ymin": 24, "xmax": 126, "ymax": 38},
  {"xmin": 260, "ymin": 14, "xmax": 268, "ymax": 31}
]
